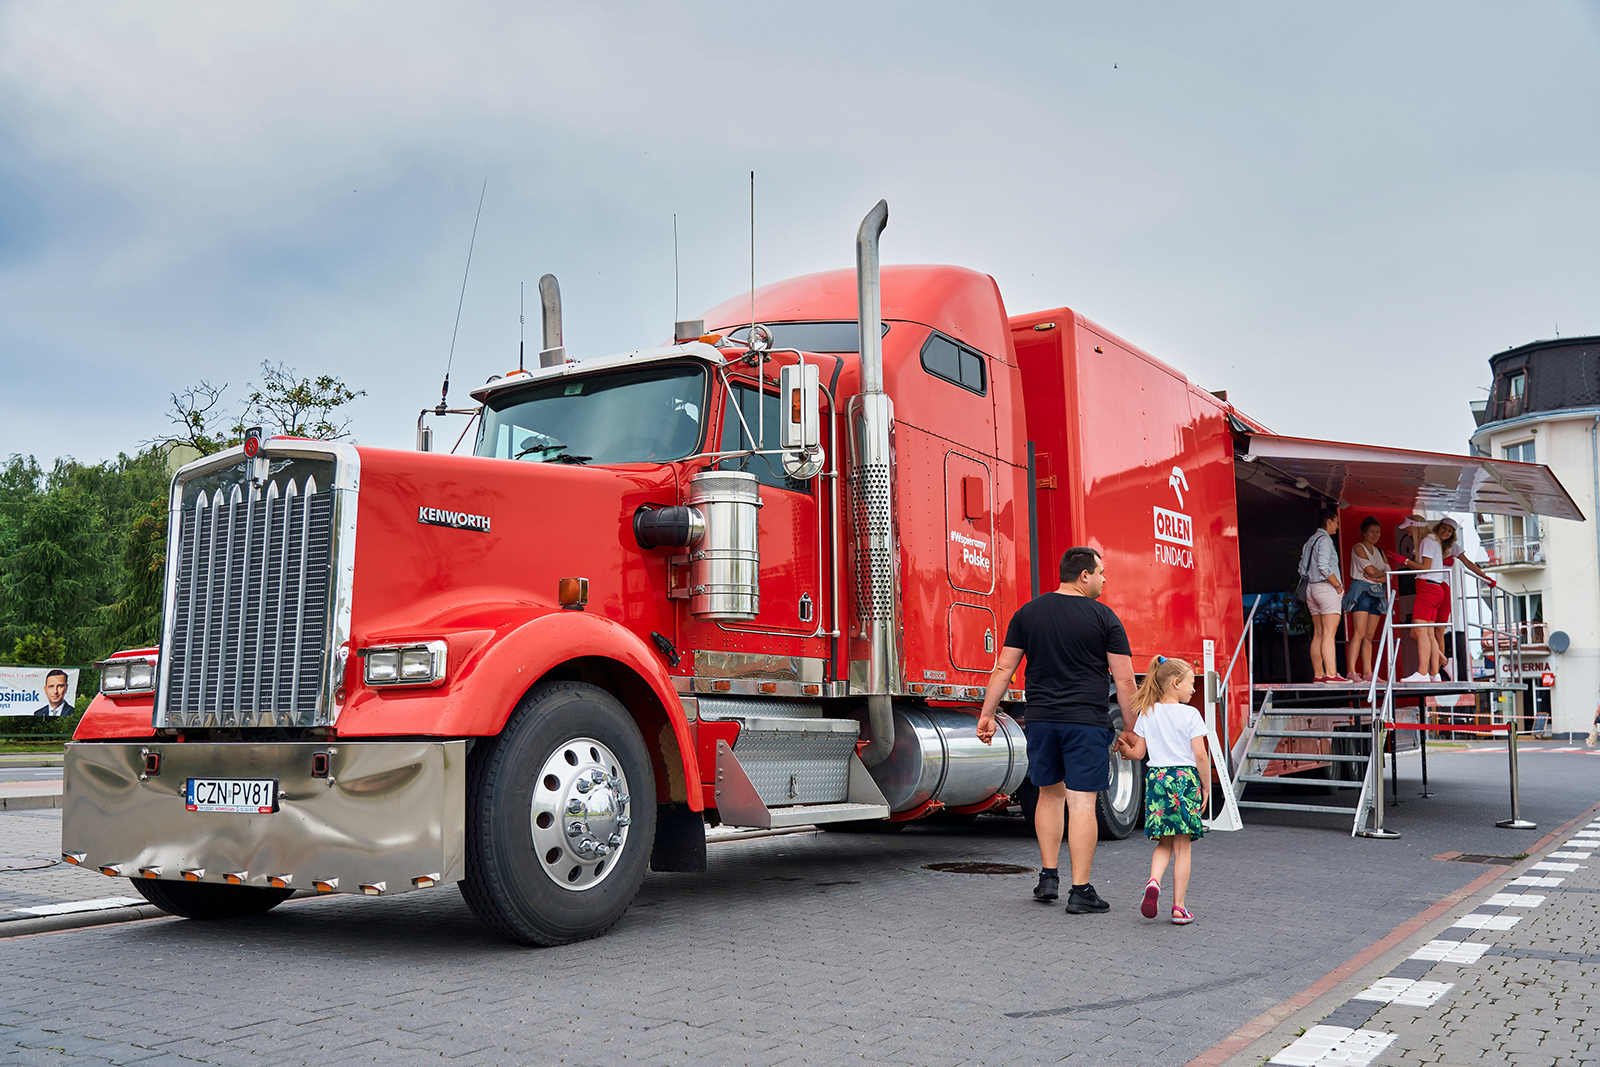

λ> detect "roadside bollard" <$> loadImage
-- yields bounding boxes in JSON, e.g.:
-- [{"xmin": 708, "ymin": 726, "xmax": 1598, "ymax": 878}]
[
  {"xmin": 1496, "ymin": 721, "xmax": 1536, "ymax": 829},
  {"xmin": 1358, "ymin": 713, "xmax": 1401, "ymax": 839}
]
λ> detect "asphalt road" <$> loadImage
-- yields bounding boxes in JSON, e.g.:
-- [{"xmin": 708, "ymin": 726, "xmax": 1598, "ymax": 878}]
[{"xmin": 1, "ymin": 745, "xmax": 1596, "ymax": 1066}]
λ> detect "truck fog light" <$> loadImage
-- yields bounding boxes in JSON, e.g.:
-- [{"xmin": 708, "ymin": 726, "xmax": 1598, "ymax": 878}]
[
  {"xmin": 400, "ymin": 649, "xmax": 434, "ymax": 679},
  {"xmin": 360, "ymin": 641, "xmax": 446, "ymax": 687},
  {"xmin": 94, "ymin": 655, "xmax": 157, "ymax": 694},
  {"xmin": 365, "ymin": 650, "xmax": 400, "ymax": 683}
]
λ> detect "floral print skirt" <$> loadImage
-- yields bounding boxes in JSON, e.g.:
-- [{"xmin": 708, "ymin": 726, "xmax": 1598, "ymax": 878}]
[{"xmin": 1144, "ymin": 765, "xmax": 1206, "ymax": 841}]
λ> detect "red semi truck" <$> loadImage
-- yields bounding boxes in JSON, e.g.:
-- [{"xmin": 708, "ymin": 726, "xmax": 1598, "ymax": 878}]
[{"xmin": 63, "ymin": 201, "xmax": 1572, "ymax": 945}]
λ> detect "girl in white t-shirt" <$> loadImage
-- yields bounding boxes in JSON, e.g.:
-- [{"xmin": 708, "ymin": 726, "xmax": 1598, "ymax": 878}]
[{"xmin": 1113, "ymin": 656, "xmax": 1211, "ymax": 925}]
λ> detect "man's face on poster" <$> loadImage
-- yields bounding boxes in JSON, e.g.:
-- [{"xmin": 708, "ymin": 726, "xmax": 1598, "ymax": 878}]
[{"xmin": 44, "ymin": 674, "xmax": 67, "ymax": 706}]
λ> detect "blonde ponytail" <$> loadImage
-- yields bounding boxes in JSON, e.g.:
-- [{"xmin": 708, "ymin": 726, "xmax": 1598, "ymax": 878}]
[{"xmin": 1131, "ymin": 655, "xmax": 1194, "ymax": 717}]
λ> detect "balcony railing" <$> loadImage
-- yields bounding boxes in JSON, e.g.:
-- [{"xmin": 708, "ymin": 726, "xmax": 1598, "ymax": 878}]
[
  {"xmin": 1497, "ymin": 395, "xmax": 1527, "ymax": 421},
  {"xmin": 1517, "ymin": 620, "xmax": 1548, "ymax": 647},
  {"xmin": 1480, "ymin": 535, "xmax": 1544, "ymax": 567},
  {"xmin": 1477, "ymin": 620, "xmax": 1546, "ymax": 651}
]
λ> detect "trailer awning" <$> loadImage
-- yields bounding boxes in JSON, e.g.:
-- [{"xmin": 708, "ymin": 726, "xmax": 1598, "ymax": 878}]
[{"xmin": 1238, "ymin": 434, "xmax": 1585, "ymax": 521}]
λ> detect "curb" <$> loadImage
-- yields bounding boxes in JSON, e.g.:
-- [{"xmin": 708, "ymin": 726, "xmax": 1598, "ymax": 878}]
[
  {"xmin": 0, "ymin": 793, "xmax": 62, "ymax": 811},
  {"xmin": 0, "ymin": 904, "xmax": 169, "ymax": 939}
]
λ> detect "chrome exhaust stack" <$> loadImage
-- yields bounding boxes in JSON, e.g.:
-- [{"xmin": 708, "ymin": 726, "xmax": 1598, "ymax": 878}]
[
  {"xmin": 538, "ymin": 273, "xmax": 565, "ymax": 367},
  {"xmin": 848, "ymin": 200, "xmax": 899, "ymax": 768}
]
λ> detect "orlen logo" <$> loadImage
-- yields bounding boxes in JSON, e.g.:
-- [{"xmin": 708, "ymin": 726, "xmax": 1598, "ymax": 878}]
[{"xmin": 1153, "ymin": 466, "xmax": 1194, "ymax": 570}]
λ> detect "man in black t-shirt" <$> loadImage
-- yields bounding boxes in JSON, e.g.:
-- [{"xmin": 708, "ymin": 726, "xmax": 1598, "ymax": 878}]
[{"xmin": 978, "ymin": 546, "xmax": 1136, "ymax": 914}]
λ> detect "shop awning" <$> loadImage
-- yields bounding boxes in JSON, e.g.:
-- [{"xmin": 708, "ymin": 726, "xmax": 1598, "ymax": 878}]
[{"xmin": 1239, "ymin": 434, "xmax": 1585, "ymax": 521}]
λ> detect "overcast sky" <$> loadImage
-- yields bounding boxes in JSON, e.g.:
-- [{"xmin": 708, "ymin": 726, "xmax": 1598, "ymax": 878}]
[{"xmin": 3, "ymin": 2, "xmax": 1598, "ymax": 471}]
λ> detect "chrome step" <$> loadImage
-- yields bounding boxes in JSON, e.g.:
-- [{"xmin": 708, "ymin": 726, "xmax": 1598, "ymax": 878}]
[
  {"xmin": 1245, "ymin": 752, "xmax": 1371, "ymax": 763},
  {"xmin": 764, "ymin": 802, "xmax": 892, "ymax": 828},
  {"xmin": 1236, "ymin": 774, "xmax": 1364, "ymax": 788},
  {"xmin": 1237, "ymin": 800, "xmax": 1358, "ymax": 815},
  {"xmin": 1254, "ymin": 729, "xmax": 1360, "ymax": 739}
]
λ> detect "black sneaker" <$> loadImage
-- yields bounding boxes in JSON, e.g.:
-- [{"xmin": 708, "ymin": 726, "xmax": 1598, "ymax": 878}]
[
  {"xmin": 1032, "ymin": 872, "xmax": 1060, "ymax": 902},
  {"xmin": 1065, "ymin": 883, "xmax": 1111, "ymax": 914}
]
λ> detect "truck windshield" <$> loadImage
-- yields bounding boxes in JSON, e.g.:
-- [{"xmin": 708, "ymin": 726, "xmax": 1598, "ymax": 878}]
[{"xmin": 476, "ymin": 364, "xmax": 708, "ymax": 465}]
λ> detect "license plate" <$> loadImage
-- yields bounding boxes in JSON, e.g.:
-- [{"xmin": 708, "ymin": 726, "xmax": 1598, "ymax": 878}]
[{"xmin": 185, "ymin": 778, "xmax": 278, "ymax": 813}]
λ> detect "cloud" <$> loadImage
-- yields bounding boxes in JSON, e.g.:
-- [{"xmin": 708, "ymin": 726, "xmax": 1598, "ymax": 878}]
[{"xmin": 1, "ymin": 2, "xmax": 1598, "ymax": 466}]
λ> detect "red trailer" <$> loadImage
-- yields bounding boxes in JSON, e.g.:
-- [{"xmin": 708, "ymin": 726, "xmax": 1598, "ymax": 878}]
[{"xmin": 64, "ymin": 202, "xmax": 1580, "ymax": 944}]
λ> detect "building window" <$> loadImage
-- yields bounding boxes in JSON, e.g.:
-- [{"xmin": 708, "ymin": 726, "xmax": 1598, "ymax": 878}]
[
  {"xmin": 1503, "ymin": 440, "xmax": 1535, "ymax": 464},
  {"xmin": 1509, "ymin": 592, "xmax": 1544, "ymax": 646},
  {"xmin": 1501, "ymin": 372, "xmax": 1527, "ymax": 419},
  {"xmin": 920, "ymin": 333, "xmax": 987, "ymax": 396}
]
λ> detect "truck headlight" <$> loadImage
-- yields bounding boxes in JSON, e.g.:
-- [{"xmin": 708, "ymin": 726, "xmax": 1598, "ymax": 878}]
[
  {"xmin": 361, "ymin": 641, "xmax": 447, "ymax": 687},
  {"xmin": 95, "ymin": 656, "xmax": 157, "ymax": 695}
]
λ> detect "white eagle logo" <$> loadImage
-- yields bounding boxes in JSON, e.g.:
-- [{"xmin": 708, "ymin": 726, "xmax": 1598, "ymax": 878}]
[{"xmin": 1169, "ymin": 466, "xmax": 1189, "ymax": 509}]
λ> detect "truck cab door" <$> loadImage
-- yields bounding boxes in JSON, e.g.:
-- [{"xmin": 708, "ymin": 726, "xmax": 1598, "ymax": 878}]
[
  {"xmin": 710, "ymin": 381, "xmax": 823, "ymax": 637},
  {"xmin": 945, "ymin": 451, "xmax": 997, "ymax": 672}
]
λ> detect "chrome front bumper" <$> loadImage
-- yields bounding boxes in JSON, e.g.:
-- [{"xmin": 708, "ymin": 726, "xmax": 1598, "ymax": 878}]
[{"xmin": 63, "ymin": 741, "xmax": 466, "ymax": 896}]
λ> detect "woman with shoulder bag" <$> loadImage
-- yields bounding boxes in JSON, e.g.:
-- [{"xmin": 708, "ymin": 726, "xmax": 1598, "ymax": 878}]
[{"xmin": 1298, "ymin": 507, "xmax": 1346, "ymax": 682}]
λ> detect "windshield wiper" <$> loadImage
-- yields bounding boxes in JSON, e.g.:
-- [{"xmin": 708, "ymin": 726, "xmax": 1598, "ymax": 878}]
[
  {"xmin": 546, "ymin": 452, "xmax": 592, "ymax": 465},
  {"xmin": 514, "ymin": 433, "xmax": 567, "ymax": 459}
]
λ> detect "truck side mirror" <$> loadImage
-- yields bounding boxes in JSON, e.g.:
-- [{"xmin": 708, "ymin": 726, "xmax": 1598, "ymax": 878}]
[{"xmin": 779, "ymin": 363, "xmax": 824, "ymax": 479}]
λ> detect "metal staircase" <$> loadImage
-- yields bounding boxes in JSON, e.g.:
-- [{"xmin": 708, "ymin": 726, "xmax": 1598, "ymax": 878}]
[{"xmin": 1226, "ymin": 567, "xmax": 1531, "ymax": 838}]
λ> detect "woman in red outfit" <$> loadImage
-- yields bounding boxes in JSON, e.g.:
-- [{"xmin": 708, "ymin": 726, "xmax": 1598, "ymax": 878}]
[{"xmin": 1394, "ymin": 518, "xmax": 1493, "ymax": 681}]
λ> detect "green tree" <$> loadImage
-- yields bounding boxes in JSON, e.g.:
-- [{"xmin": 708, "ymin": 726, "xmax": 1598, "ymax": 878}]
[
  {"xmin": 11, "ymin": 626, "xmax": 67, "ymax": 666},
  {"xmin": 100, "ymin": 496, "xmax": 167, "ymax": 651},
  {"xmin": 243, "ymin": 361, "xmax": 366, "ymax": 440},
  {"xmin": 157, "ymin": 362, "xmax": 365, "ymax": 454}
]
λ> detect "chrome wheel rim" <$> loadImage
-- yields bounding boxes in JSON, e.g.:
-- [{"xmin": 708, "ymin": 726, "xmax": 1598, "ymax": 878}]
[
  {"xmin": 1107, "ymin": 747, "xmax": 1136, "ymax": 814},
  {"xmin": 530, "ymin": 737, "xmax": 632, "ymax": 892}
]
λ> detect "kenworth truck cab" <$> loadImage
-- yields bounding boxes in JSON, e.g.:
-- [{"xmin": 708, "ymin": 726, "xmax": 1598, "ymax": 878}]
[{"xmin": 64, "ymin": 202, "xmax": 1259, "ymax": 945}]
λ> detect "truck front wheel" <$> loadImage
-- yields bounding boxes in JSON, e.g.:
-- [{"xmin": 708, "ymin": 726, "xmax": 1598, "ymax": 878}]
[
  {"xmin": 131, "ymin": 879, "xmax": 292, "ymax": 920},
  {"xmin": 460, "ymin": 681, "xmax": 657, "ymax": 946}
]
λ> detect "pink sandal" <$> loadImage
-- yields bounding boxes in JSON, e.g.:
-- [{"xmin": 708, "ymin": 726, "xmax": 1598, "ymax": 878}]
[
  {"xmin": 1140, "ymin": 878, "xmax": 1160, "ymax": 919},
  {"xmin": 1171, "ymin": 905, "xmax": 1194, "ymax": 925}
]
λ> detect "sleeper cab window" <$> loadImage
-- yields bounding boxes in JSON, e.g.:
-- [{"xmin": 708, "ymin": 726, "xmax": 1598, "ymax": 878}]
[{"xmin": 920, "ymin": 332, "xmax": 987, "ymax": 396}]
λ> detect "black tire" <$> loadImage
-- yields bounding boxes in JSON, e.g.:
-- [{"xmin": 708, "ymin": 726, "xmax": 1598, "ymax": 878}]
[
  {"xmin": 1095, "ymin": 708, "xmax": 1144, "ymax": 840},
  {"xmin": 131, "ymin": 878, "xmax": 291, "ymax": 920},
  {"xmin": 460, "ymin": 681, "xmax": 656, "ymax": 946}
]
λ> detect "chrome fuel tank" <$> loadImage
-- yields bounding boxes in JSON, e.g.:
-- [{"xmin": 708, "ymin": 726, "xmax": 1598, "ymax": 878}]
[{"xmin": 867, "ymin": 705, "xmax": 1026, "ymax": 812}]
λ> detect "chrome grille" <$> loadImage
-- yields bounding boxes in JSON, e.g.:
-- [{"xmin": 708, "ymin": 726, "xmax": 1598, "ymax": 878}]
[{"xmin": 158, "ymin": 461, "xmax": 342, "ymax": 729}]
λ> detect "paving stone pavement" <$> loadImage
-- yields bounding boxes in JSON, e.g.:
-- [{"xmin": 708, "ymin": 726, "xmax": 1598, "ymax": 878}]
[{"xmin": 0, "ymin": 745, "xmax": 1594, "ymax": 1067}]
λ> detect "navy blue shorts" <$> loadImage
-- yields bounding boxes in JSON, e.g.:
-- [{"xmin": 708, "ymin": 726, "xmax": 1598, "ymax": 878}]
[{"xmin": 1025, "ymin": 721, "xmax": 1116, "ymax": 792}]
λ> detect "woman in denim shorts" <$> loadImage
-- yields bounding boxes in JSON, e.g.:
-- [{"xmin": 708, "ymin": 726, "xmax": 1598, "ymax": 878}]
[{"xmin": 1344, "ymin": 516, "xmax": 1389, "ymax": 682}]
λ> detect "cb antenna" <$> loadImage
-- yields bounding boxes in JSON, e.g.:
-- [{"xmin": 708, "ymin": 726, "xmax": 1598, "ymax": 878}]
[
  {"xmin": 673, "ymin": 213, "xmax": 679, "ymax": 323},
  {"xmin": 519, "ymin": 281, "xmax": 525, "ymax": 371},
  {"xmin": 438, "ymin": 177, "xmax": 488, "ymax": 414}
]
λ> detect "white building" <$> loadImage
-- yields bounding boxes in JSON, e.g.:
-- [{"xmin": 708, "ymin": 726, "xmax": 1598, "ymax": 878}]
[{"xmin": 1469, "ymin": 336, "xmax": 1600, "ymax": 738}]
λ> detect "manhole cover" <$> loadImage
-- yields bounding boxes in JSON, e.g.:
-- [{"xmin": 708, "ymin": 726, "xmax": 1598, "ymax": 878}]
[
  {"xmin": 921, "ymin": 862, "xmax": 1034, "ymax": 875},
  {"xmin": 0, "ymin": 857, "xmax": 58, "ymax": 872},
  {"xmin": 1451, "ymin": 854, "xmax": 1521, "ymax": 866}
]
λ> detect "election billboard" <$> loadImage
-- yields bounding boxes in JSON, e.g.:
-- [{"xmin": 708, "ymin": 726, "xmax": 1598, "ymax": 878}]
[{"xmin": 0, "ymin": 666, "xmax": 81, "ymax": 718}]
